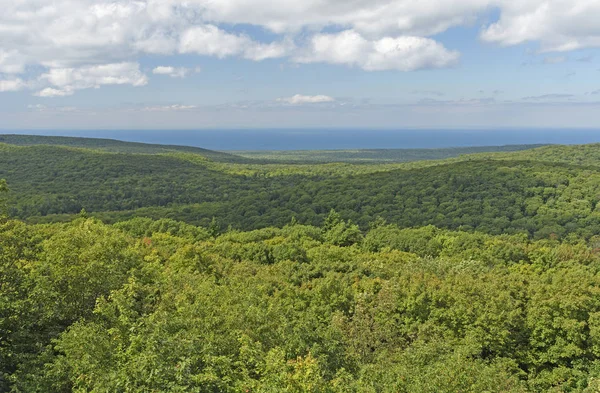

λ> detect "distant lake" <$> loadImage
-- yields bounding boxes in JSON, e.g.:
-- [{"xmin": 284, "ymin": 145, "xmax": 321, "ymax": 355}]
[{"xmin": 3, "ymin": 129, "xmax": 600, "ymax": 150}]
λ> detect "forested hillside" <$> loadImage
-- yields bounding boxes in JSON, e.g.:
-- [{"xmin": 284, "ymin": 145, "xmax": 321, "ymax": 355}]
[
  {"xmin": 0, "ymin": 134, "xmax": 541, "ymax": 163},
  {"xmin": 4, "ymin": 213, "xmax": 600, "ymax": 392},
  {"xmin": 1, "ymin": 138, "xmax": 600, "ymax": 239},
  {"xmin": 234, "ymin": 144, "xmax": 544, "ymax": 163},
  {"xmin": 0, "ymin": 134, "xmax": 249, "ymax": 162},
  {"xmin": 4, "ymin": 137, "xmax": 600, "ymax": 391}
]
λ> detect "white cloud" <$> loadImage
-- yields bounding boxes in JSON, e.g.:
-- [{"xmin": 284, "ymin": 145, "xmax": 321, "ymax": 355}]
[
  {"xmin": 193, "ymin": 0, "xmax": 600, "ymax": 54},
  {"xmin": 0, "ymin": 0, "xmax": 599, "ymax": 100},
  {"xmin": 1, "ymin": 61, "xmax": 148, "ymax": 97},
  {"xmin": 0, "ymin": 50, "xmax": 27, "ymax": 74},
  {"xmin": 296, "ymin": 30, "xmax": 459, "ymax": 71},
  {"xmin": 0, "ymin": 0, "xmax": 469, "ymax": 87},
  {"xmin": 27, "ymin": 104, "xmax": 47, "ymax": 111},
  {"xmin": 277, "ymin": 94, "xmax": 335, "ymax": 105},
  {"xmin": 34, "ymin": 88, "xmax": 75, "ymax": 98},
  {"xmin": 27, "ymin": 104, "xmax": 77, "ymax": 111},
  {"xmin": 37, "ymin": 62, "xmax": 147, "ymax": 97},
  {"xmin": 0, "ymin": 78, "xmax": 27, "ymax": 92},
  {"xmin": 193, "ymin": 0, "xmax": 491, "ymax": 37},
  {"xmin": 142, "ymin": 104, "xmax": 197, "ymax": 111},
  {"xmin": 179, "ymin": 25, "xmax": 290, "ymax": 60},
  {"xmin": 152, "ymin": 66, "xmax": 200, "ymax": 78},
  {"xmin": 481, "ymin": 1, "xmax": 600, "ymax": 52}
]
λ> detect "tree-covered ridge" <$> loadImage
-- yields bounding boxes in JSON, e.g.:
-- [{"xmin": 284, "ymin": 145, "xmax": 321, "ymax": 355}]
[
  {"xmin": 232, "ymin": 144, "xmax": 544, "ymax": 163},
  {"xmin": 0, "ymin": 134, "xmax": 543, "ymax": 163},
  {"xmin": 0, "ymin": 134, "xmax": 249, "ymax": 162},
  {"xmin": 3, "ymin": 214, "xmax": 600, "ymax": 392},
  {"xmin": 2, "ymin": 142, "xmax": 600, "ymax": 239},
  {"xmin": 485, "ymin": 143, "xmax": 600, "ymax": 168}
]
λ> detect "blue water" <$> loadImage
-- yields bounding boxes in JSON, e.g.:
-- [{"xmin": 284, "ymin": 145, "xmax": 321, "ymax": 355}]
[{"xmin": 3, "ymin": 129, "xmax": 600, "ymax": 150}]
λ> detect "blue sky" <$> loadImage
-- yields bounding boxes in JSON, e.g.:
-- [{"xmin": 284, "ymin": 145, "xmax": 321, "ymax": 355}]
[{"xmin": 1, "ymin": 0, "xmax": 599, "ymax": 129}]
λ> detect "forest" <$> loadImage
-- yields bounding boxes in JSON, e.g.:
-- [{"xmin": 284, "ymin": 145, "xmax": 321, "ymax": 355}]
[
  {"xmin": 3, "ymin": 136, "xmax": 600, "ymax": 391},
  {"xmin": 232, "ymin": 144, "xmax": 543, "ymax": 163},
  {"xmin": 1, "ymin": 137, "xmax": 600, "ymax": 239}
]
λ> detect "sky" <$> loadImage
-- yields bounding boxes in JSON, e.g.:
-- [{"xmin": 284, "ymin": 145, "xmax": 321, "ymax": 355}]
[{"xmin": 0, "ymin": 0, "xmax": 599, "ymax": 130}]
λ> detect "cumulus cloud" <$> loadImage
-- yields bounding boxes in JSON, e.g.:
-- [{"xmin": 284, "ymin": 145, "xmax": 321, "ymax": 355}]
[
  {"xmin": 295, "ymin": 30, "xmax": 459, "ymax": 71},
  {"xmin": 0, "ymin": 50, "xmax": 27, "ymax": 74},
  {"xmin": 481, "ymin": 1, "xmax": 600, "ymax": 52},
  {"xmin": 194, "ymin": 0, "xmax": 490, "ymax": 37},
  {"xmin": 0, "ymin": 0, "xmax": 599, "ymax": 98},
  {"xmin": 0, "ymin": 78, "xmax": 27, "ymax": 92},
  {"xmin": 179, "ymin": 25, "xmax": 290, "ymax": 60},
  {"xmin": 188, "ymin": 0, "xmax": 600, "ymax": 53},
  {"xmin": 35, "ymin": 62, "xmax": 147, "ymax": 97},
  {"xmin": 152, "ymin": 66, "xmax": 192, "ymax": 78},
  {"xmin": 41, "ymin": 62, "xmax": 147, "ymax": 88},
  {"xmin": 25, "ymin": 62, "xmax": 147, "ymax": 97},
  {"xmin": 277, "ymin": 94, "xmax": 336, "ymax": 105},
  {"xmin": 34, "ymin": 88, "xmax": 75, "ymax": 98}
]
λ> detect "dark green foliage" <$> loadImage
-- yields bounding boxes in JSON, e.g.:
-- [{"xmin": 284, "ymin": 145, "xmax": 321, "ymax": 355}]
[
  {"xmin": 0, "ymin": 134, "xmax": 248, "ymax": 162},
  {"xmin": 323, "ymin": 210, "xmax": 363, "ymax": 247},
  {"xmin": 2, "ymin": 141, "xmax": 600, "ymax": 240},
  {"xmin": 113, "ymin": 216, "xmax": 210, "ymax": 241},
  {"xmin": 0, "ymin": 179, "xmax": 8, "ymax": 219}
]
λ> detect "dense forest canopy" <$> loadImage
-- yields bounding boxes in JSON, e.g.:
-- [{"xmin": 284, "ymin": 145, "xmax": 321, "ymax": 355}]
[
  {"xmin": 1, "ymin": 137, "xmax": 600, "ymax": 239},
  {"xmin": 0, "ymin": 134, "xmax": 249, "ymax": 162},
  {"xmin": 0, "ymin": 134, "xmax": 542, "ymax": 163},
  {"xmin": 3, "ymin": 136, "xmax": 600, "ymax": 391},
  {"xmin": 232, "ymin": 144, "xmax": 544, "ymax": 163},
  {"xmin": 3, "ymin": 214, "xmax": 600, "ymax": 392}
]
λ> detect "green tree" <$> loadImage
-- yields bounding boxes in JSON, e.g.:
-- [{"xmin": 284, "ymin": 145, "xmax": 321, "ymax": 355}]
[
  {"xmin": 0, "ymin": 179, "xmax": 8, "ymax": 219},
  {"xmin": 322, "ymin": 209, "xmax": 342, "ymax": 233},
  {"xmin": 209, "ymin": 216, "xmax": 221, "ymax": 237}
]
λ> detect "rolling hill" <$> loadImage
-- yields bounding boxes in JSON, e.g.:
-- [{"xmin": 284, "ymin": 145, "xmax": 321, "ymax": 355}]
[
  {"xmin": 4, "ymin": 135, "xmax": 600, "ymax": 392},
  {"xmin": 1, "ymin": 135, "xmax": 599, "ymax": 239}
]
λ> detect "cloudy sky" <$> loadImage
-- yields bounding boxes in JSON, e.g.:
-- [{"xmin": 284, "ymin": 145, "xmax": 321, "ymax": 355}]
[{"xmin": 1, "ymin": 0, "xmax": 599, "ymax": 129}]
